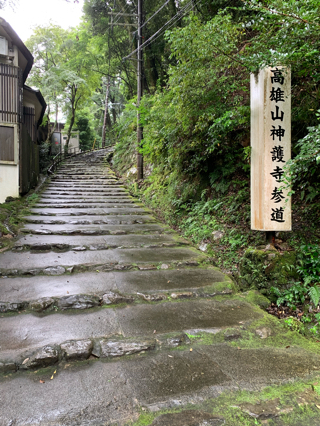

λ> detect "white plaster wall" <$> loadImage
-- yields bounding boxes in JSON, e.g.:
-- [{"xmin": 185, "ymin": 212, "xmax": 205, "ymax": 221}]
[
  {"xmin": 0, "ymin": 123, "xmax": 19, "ymax": 203},
  {"xmin": 0, "ymin": 163, "xmax": 19, "ymax": 203},
  {"xmin": 61, "ymin": 132, "xmax": 80, "ymax": 153}
]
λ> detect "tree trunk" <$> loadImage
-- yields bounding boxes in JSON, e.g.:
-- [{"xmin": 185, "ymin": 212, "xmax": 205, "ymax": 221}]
[{"xmin": 65, "ymin": 85, "xmax": 79, "ymax": 154}]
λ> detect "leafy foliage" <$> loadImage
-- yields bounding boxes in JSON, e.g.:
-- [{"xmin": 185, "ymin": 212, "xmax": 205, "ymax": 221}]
[
  {"xmin": 297, "ymin": 244, "xmax": 320, "ymax": 286},
  {"xmin": 76, "ymin": 115, "xmax": 95, "ymax": 151}
]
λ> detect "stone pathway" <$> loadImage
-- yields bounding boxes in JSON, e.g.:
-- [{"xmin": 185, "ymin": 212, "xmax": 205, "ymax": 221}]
[{"xmin": 1, "ymin": 149, "xmax": 320, "ymax": 426}]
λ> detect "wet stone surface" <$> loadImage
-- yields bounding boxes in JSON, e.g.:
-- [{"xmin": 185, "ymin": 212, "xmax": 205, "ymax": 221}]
[
  {"xmin": 2, "ymin": 150, "xmax": 320, "ymax": 425},
  {"xmin": 0, "ymin": 301, "xmax": 28, "ymax": 313},
  {"xmin": 102, "ymin": 291, "xmax": 135, "ymax": 305},
  {"xmin": 29, "ymin": 297, "xmax": 55, "ymax": 312},
  {"xmin": 61, "ymin": 339, "xmax": 93, "ymax": 360},
  {"xmin": 21, "ymin": 345, "xmax": 59, "ymax": 369},
  {"xmin": 99, "ymin": 338, "xmax": 155, "ymax": 358},
  {"xmin": 57, "ymin": 294, "xmax": 101, "ymax": 310}
]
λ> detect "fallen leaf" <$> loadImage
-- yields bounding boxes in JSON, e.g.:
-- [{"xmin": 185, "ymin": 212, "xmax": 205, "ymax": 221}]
[
  {"xmin": 50, "ymin": 375, "xmax": 54, "ymax": 380},
  {"xmin": 167, "ymin": 280, "xmax": 170, "ymax": 283},
  {"xmin": 22, "ymin": 358, "xmax": 29, "ymax": 365},
  {"xmin": 190, "ymin": 348, "xmax": 193, "ymax": 352},
  {"xmin": 286, "ymin": 345, "xmax": 290, "ymax": 349},
  {"xmin": 39, "ymin": 379, "xmax": 45, "ymax": 384},
  {"xmin": 168, "ymin": 355, "xmax": 173, "ymax": 358}
]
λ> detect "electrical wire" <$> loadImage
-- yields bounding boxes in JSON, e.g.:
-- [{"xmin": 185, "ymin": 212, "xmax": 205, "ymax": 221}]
[
  {"xmin": 110, "ymin": 1, "xmax": 137, "ymax": 28},
  {"xmin": 140, "ymin": 0, "xmax": 170, "ymax": 30},
  {"xmin": 123, "ymin": 0, "xmax": 200, "ymax": 60},
  {"xmin": 142, "ymin": 0, "xmax": 196, "ymax": 49},
  {"xmin": 124, "ymin": 1, "xmax": 193, "ymax": 58}
]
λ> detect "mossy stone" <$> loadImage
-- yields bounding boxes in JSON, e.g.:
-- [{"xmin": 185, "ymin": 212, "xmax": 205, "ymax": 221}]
[
  {"xmin": 243, "ymin": 290, "xmax": 271, "ymax": 309},
  {"xmin": 240, "ymin": 248, "xmax": 298, "ymax": 291}
]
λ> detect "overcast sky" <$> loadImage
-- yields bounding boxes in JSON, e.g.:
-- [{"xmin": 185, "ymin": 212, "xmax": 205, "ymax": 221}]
[{"xmin": 1, "ymin": 0, "xmax": 85, "ymax": 42}]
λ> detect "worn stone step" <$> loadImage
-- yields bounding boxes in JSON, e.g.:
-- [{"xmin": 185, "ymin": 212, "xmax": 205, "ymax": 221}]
[
  {"xmin": 51, "ymin": 176, "xmax": 115, "ymax": 180},
  {"xmin": 0, "ymin": 298, "xmax": 260, "ymax": 362},
  {"xmin": 29, "ymin": 207, "xmax": 149, "ymax": 215},
  {"xmin": 45, "ymin": 185, "xmax": 123, "ymax": 190},
  {"xmin": 42, "ymin": 189, "xmax": 127, "ymax": 195},
  {"xmin": 29, "ymin": 205, "xmax": 144, "ymax": 213},
  {"xmin": 0, "ymin": 268, "xmax": 229, "ymax": 303},
  {"xmin": 28, "ymin": 206, "xmax": 148, "ymax": 214},
  {"xmin": 21, "ymin": 223, "xmax": 170, "ymax": 235},
  {"xmin": 38, "ymin": 197, "xmax": 135, "ymax": 203},
  {"xmin": 23, "ymin": 214, "xmax": 155, "ymax": 224},
  {"xmin": 13, "ymin": 233, "xmax": 188, "ymax": 251},
  {"xmin": 0, "ymin": 246, "xmax": 205, "ymax": 276},
  {"xmin": 44, "ymin": 184, "xmax": 122, "ymax": 190},
  {"xmin": 2, "ymin": 344, "xmax": 320, "ymax": 426}
]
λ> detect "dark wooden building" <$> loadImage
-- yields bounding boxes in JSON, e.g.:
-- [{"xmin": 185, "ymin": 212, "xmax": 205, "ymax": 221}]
[{"xmin": 0, "ymin": 18, "xmax": 46, "ymax": 203}]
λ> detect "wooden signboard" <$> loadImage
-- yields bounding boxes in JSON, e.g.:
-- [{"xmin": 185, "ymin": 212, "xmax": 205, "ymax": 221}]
[{"xmin": 251, "ymin": 67, "xmax": 291, "ymax": 231}]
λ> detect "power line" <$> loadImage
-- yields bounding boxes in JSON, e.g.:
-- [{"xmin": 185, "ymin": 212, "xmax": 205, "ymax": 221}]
[
  {"xmin": 123, "ymin": 0, "xmax": 199, "ymax": 60},
  {"xmin": 140, "ymin": 0, "xmax": 170, "ymax": 30},
  {"xmin": 124, "ymin": 0, "xmax": 193, "ymax": 59},
  {"xmin": 142, "ymin": 0, "xmax": 197, "ymax": 50},
  {"xmin": 110, "ymin": 2, "xmax": 136, "ymax": 28}
]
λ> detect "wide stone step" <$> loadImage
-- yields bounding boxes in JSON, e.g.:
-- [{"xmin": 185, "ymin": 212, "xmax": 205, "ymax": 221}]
[
  {"xmin": 29, "ymin": 205, "xmax": 143, "ymax": 212},
  {"xmin": 38, "ymin": 197, "xmax": 135, "ymax": 203},
  {"xmin": 42, "ymin": 189, "xmax": 127, "ymax": 195},
  {"xmin": 45, "ymin": 184, "xmax": 125, "ymax": 188},
  {"xmin": 50, "ymin": 178, "xmax": 118, "ymax": 183},
  {"xmin": 0, "ymin": 298, "xmax": 260, "ymax": 361},
  {"xmin": 29, "ymin": 207, "xmax": 149, "ymax": 215},
  {"xmin": 51, "ymin": 176, "xmax": 115, "ymax": 180},
  {"xmin": 45, "ymin": 183, "xmax": 122, "ymax": 189},
  {"xmin": 2, "ymin": 343, "xmax": 320, "ymax": 426},
  {"xmin": 0, "ymin": 268, "xmax": 229, "ymax": 303},
  {"xmin": 0, "ymin": 247, "xmax": 205, "ymax": 276},
  {"xmin": 22, "ymin": 215, "xmax": 155, "ymax": 225},
  {"xmin": 21, "ymin": 223, "xmax": 170, "ymax": 235},
  {"xmin": 13, "ymin": 233, "xmax": 188, "ymax": 252}
]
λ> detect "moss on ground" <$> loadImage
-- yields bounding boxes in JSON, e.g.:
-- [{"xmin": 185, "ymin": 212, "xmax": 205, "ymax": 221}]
[
  {"xmin": 0, "ymin": 192, "xmax": 41, "ymax": 251},
  {"xmin": 129, "ymin": 381, "xmax": 320, "ymax": 425}
]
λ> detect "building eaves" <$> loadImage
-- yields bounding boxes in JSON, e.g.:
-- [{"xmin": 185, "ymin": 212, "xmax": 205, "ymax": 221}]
[
  {"xmin": 0, "ymin": 17, "xmax": 33, "ymax": 83},
  {"xmin": 24, "ymin": 85, "xmax": 47, "ymax": 127}
]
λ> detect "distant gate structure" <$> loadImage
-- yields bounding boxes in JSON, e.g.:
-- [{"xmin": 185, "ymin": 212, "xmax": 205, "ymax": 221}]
[{"xmin": 0, "ymin": 18, "xmax": 46, "ymax": 204}]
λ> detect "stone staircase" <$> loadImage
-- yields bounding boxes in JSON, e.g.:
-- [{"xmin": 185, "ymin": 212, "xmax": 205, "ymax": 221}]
[{"xmin": 1, "ymin": 149, "xmax": 320, "ymax": 426}]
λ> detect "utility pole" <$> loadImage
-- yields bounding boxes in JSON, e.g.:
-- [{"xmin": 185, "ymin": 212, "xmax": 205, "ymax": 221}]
[
  {"xmin": 137, "ymin": 0, "xmax": 143, "ymax": 180},
  {"xmin": 101, "ymin": 78, "xmax": 110, "ymax": 148}
]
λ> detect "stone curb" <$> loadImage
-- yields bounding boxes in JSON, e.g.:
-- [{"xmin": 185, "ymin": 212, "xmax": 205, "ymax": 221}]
[
  {"xmin": 20, "ymin": 228, "xmax": 173, "ymax": 236},
  {"xmin": 0, "ymin": 260, "xmax": 202, "ymax": 277},
  {"xmin": 12, "ymin": 241, "xmax": 189, "ymax": 253},
  {"xmin": 0, "ymin": 288, "xmax": 233, "ymax": 314},
  {"xmin": 0, "ymin": 333, "xmax": 191, "ymax": 374}
]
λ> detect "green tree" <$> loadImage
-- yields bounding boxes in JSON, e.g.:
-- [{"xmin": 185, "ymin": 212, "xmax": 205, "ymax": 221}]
[
  {"xmin": 26, "ymin": 25, "xmax": 68, "ymax": 145},
  {"xmin": 26, "ymin": 24, "xmax": 99, "ymax": 151},
  {"xmin": 76, "ymin": 114, "xmax": 94, "ymax": 151}
]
